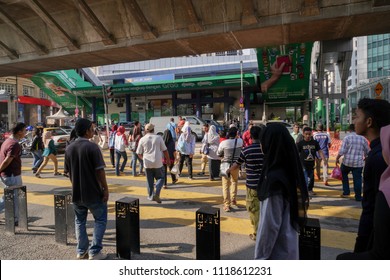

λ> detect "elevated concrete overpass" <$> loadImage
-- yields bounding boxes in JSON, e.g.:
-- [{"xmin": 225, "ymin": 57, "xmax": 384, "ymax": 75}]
[{"xmin": 0, "ymin": 0, "xmax": 389, "ymax": 76}]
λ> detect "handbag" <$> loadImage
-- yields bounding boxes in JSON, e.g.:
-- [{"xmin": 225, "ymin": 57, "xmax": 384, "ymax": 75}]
[
  {"xmin": 331, "ymin": 165, "xmax": 342, "ymax": 180},
  {"xmin": 171, "ymin": 164, "xmax": 179, "ymax": 175},
  {"xmin": 220, "ymin": 138, "xmax": 238, "ymax": 178},
  {"xmin": 129, "ymin": 141, "xmax": 137, "ymax": 152},
  {"xmin": 220, "ymin": 162, "xmax": 231, "ymax": 177}
]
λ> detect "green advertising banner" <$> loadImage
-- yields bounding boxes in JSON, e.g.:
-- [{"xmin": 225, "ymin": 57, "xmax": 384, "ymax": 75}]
[
  {"xmin": 73, "ymin": 74, "xmax": 258, "ymax": 97},
  {"xmin": 30, "ymin": 70, "xmax": 93, "ymax": 114},
  {"xmin": 256, "ymin": 43, "xmax": 313, "ymax": 103}
]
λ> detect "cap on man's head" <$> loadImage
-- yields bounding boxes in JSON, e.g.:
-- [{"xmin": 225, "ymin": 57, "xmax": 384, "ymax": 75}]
[
  {"xmin": 145, "ymin": 123, "xmax": 155, "ymax": 132},
  {"xmin": 75, "ymin": 118, "xmax": 92, "ymax": 137}
]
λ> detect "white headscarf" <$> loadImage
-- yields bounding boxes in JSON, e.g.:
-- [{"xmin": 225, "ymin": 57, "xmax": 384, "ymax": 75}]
[
  {"xmin": 208, "ymin": 125, "xmax": 219, "ymax": 143},
  {"xmin": 181, "ymin": 121, "xmax": 190, "ymax": 133}
]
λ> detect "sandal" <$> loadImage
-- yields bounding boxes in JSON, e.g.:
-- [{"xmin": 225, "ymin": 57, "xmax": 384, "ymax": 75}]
[
  {"xmin": 35, "ymin": 173, "xmax": 41, "ymax": 178},
  {"xmin": 53, "ymin": 172, "xmax": 62, "ymax": 176},
  {"xmin": 223, "ymin": 205, "xmax": 230, "ymax": 212},
  {"xmin": 249, "ymin": 234, "xmax": 256, "ymax": 241}
]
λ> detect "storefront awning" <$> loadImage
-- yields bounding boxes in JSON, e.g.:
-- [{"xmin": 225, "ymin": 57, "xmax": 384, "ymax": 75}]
[{"xmin": 73, "ymin": 73, "xmax": 259, "ymax": 97}]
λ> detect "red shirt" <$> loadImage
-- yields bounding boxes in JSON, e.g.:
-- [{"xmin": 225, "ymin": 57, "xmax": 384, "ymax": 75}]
[
  {"xmin": 242, "ymin": 130, "xmax": 252, "ymax": 147},
  {"xmin": 0, "ymin": 137, "xmax": 22, "ymax": 177}
]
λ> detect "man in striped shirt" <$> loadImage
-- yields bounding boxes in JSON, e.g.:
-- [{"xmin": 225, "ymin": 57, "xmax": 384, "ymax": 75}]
[
  {"xmin": 227, "ymin": 125, "xmax": 264, "ymax": 241},
  {"xmin": 336, "ymin": 124, "xmax": 369, "ymax": 201}
]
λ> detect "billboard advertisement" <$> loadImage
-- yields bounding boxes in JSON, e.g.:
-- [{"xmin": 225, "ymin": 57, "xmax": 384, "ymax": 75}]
[{"xmin": 256, "ymin": 43, "xmax": 313, "ymax": 103}]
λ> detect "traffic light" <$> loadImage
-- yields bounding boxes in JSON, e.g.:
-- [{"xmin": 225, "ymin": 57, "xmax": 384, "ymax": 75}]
[
  {"xmin": 106, "ymin": 86, "xmax": 113, "ymax": 98},
  {"xmin": 312, "ymin": 78, "xmax": 322, "ymax": 96}
]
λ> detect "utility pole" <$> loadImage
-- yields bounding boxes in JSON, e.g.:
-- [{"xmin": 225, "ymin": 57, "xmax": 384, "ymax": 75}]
[
  {"xmin": 325, "ymin": 74, "xmax": 330, "ymax": 133},
  {"xmin": 240, "ymin": 60, "xmax": 244, "ymax": 130}
]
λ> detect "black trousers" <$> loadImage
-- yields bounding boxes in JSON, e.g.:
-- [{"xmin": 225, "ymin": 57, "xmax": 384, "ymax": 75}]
[
  {"xmin": 208, "ymin": 159, "xmax": 221, "ymax": 179},
  {"xmin": 179, "ymin": 154, "xmax": 193, "ymax": 178},
  {"xmin": 163, "ymin": 163, "xmax": 177, "ymax": 185}
]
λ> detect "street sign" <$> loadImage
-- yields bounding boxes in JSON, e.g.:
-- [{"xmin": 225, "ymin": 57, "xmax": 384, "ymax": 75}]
[
  {"xmin": 375, "ymin": 83, "xmax": 383, "ymax": 96},
  {"xmin": 239, "ymin": 107, "xmax": 245, "ymax": 112}
]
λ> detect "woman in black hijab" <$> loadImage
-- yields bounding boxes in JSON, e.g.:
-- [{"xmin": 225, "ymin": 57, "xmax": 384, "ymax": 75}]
[
  {"xmin": 162, "ymin": 129, "xmax": 178, "ymax": 188},
  {"xmin": 255, "ymin": 123, "xmax": 309, "ymax": 259}
]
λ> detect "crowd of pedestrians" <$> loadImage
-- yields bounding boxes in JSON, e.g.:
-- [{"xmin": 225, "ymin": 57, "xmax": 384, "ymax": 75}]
[{"xmin": 2, "ymin": 97, "xmax": 390, "ymax": 260}]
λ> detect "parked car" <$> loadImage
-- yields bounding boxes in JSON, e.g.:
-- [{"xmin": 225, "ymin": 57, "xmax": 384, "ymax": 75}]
[
  {"xmin": 204, "ymin": 119, "xmax": 224, "ymax": 133},
  {"xmin": 265, "ymin": 120, "xmax": 293, "ymax": 133},
  {"xmin": 59, "ymin": 125, "xmax": 74, "ymax": 134},
  {"xmin": 149, "ymin": 116, "xmax": 205, "ymax": 140},
  {"xmin": 43, "ymin": 127, "xmax": 70, "ymax": 153}
]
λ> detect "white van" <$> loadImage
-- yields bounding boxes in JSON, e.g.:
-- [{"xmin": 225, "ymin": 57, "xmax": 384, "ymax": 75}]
[{"xmin": 149, "ymin": 115, "xmax": 205, "ymax": 140}]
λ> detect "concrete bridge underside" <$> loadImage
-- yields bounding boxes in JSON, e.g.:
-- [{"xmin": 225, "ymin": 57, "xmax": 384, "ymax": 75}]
[{"xmin": 0, "ymin": 0, "xmax": 389, "ymax": 76}]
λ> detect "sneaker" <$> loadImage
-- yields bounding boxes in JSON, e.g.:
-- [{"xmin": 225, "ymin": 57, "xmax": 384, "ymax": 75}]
[
  {"xmin": 188, "ymin": 177, "xmax": 193, "ymax": 181},
  {"xmin": 249, "ymin": 233, "xmax": 256, "ymax": 241},
  {"xmin": 355, "ymin": 197, "xmax": 362, "ymax": 202},
  {"xmin": 163, "ymin": 185, "xmax": 168, "ymax": 189},
  {"xmin": 172, "ymin": 179, "xmax": 178, "ymax": 185},
  {"xmin": 89, "ymin": 252, "xmax": 107, "ymax": 260},
  {"xmin": 340, "ymin": 194, "xmax": 350, "ymax": 198},
  {"xmin": 197, "ymin": 172, "xmax": 205, "ymax": 176},
  {"xmin": 77, "ymin": 251, "xmax": 89, "ymax": 259},
  {"xmin": 308, "ymin": 191, "xmax": 317, "ymax": 196},
  {"xmin": 231, "ymin": 200, "xmax": 239, "ymax": 209},
  {"xmin": 153, "ymin": 195, "xmax": 162, "ymax": 204}
]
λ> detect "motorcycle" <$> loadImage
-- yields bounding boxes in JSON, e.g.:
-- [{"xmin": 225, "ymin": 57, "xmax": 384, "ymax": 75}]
[{"xmin": 19, "ymin": 131, "xmax": 33, "ymax": 157}]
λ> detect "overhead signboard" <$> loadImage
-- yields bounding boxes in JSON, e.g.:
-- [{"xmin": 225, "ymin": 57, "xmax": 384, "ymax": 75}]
[
  {"xmin": 30, "ymin": 70, "xmax": 93, "ymax": 114},
  {"xmin": 256, "ymin": 42, "xmax": 313, "ymax": 103}
]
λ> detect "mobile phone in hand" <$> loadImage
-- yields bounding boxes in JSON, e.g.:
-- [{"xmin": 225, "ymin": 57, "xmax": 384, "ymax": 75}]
[{"xmin": 276, "ymin": 55, "xmax": 292, "ymax": 75}]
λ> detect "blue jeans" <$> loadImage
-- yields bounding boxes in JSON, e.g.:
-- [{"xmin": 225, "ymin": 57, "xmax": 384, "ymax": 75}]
[
  {"xmin": 303, "ymin": 168, "xmax": 314, "ymax": 191},
  {"xmin": 115, "ymin": 150, "xmax": 128, "ymax": 175},
  {"xmin": 145, "ymin": 168, "xmax": 164, "ymax": 199},
  {"xmin": 131, "ymin": 151, "xmax": 143, "ymax": 176},
  {"xmin": 32, "ymin": 150, "xmax": 43, "ymax": 170},
  {"xmin": 340, "ymin": 164, "xmax": 363, "ymax": 200},
  {"xmin": 73, "ymin": 201, "xmax": 107, "ymax": 256},
  {"xmin": 0, "ymin": 175, "xmax": 23, "ymax": 222}
]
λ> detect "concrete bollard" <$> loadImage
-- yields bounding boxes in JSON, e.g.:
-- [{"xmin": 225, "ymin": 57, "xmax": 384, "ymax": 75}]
[
  {"xmin": 5, "ymin": 185, "xmax": 28, "ymax": 233},
  {"xmin": 196, "ymin": 206, "xmax": 220, "ymax": 260},
  {"xmin": 299, "ymin": 217, "xmax": 321, "ymax": 260},
  {"xmin": 116, "ymin": 197, "xmax": 140, "ymax": 259},
  {"xmin": 54, "ymin": 191, "xmax": 74, "ymax": 245}
]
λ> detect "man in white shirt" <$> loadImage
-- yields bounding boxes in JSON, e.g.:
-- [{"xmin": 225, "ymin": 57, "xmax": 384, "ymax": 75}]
[{"xmin": 136, "ymin": 123, "xmax": 170, "ymax": 203}]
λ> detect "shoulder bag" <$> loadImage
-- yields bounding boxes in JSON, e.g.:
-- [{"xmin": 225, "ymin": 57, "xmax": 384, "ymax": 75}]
[{"xmin": 220, "ymin": 138, "xmax": 237, "ymax": 178}]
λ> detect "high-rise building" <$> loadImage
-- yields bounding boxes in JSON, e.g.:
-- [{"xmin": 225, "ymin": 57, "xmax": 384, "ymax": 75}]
[{"xmin": 347, "ymin": 34, "xmax": 390, "ymax": 121}]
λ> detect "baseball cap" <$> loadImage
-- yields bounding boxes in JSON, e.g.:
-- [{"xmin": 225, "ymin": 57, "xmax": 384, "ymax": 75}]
[{"xmin": 145, "ymin": 123, "xmax": 155, "ymax": 132}]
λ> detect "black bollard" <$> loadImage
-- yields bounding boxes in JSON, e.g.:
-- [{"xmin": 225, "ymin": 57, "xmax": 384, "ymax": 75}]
[
  {"xmin": 299, "ymin": 217, "xmax": 321, "ymax": 260},
  {"xmin": 54, "ymin": 191, "xmax": 74, "ymax": 244},
  {"xmin": 5, "ymin": 186, "xmax": 28, "ymax": 233},
  {"xmin": 116, "ymin": 197, "xmax": 140, "ymax": 260},
  {"xmin": 196, "ymin": 206, "xmax": 220, "ymax": 260}
]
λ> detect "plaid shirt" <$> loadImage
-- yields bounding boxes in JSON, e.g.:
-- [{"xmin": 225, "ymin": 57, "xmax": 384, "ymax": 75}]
[{"xmin": 338, "ymin": 132, "xmax": 370, "ymax": 167}]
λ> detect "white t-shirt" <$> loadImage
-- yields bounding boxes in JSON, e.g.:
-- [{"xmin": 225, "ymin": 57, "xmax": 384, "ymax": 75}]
[
  {"xmin": 114, "ymin": 134, "xmax": 127, "ymax": 152},
  {"xmin": 136, "ymin": 133, "xmax": 167, "ymax": 169}
]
